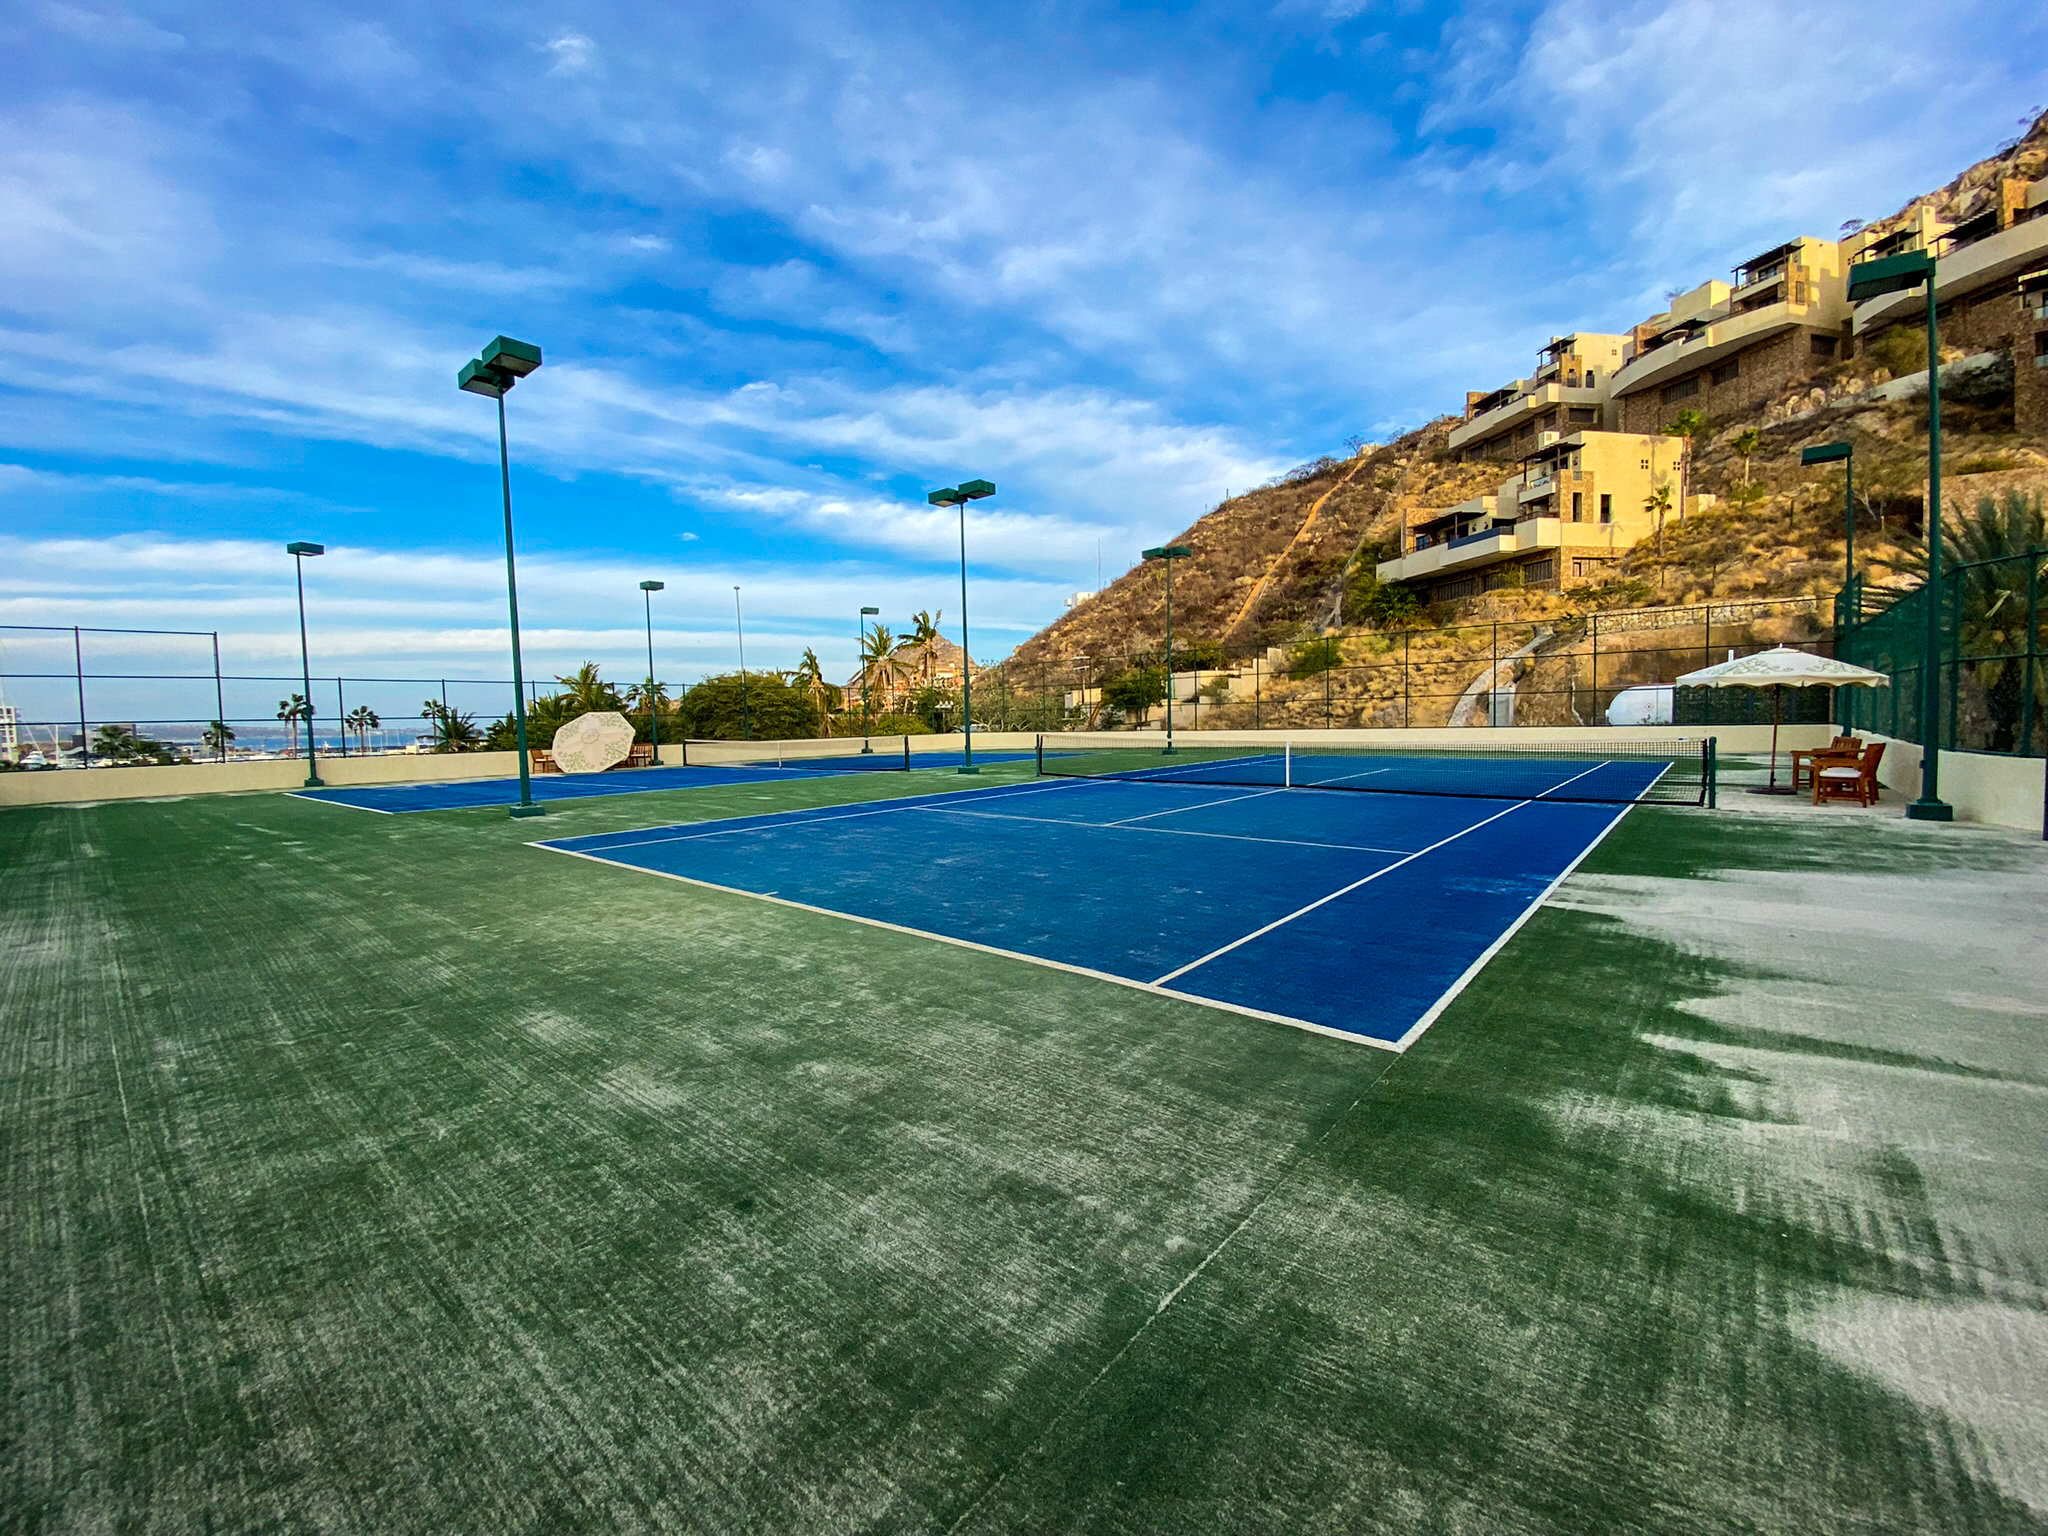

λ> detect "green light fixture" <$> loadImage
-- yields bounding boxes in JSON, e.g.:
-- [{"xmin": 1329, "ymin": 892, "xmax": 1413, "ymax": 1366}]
[
  {"xmin": 1143, "ymin": 544, "xmax": 1193, "ymax": 752},
  {"xmin": 285, "ymin": 541, "xmax": 325, "ymax": 788},
  {"xmin": 929, "ymin": 479, "xmax": 995, "ymax": 773},
  {"xmin": 1846, "ymin": 250, "xmax": 1949, "ymax": 820},
  {"xmin": 457, "ymin": 334, "xmax": 546, "ymax": 817}
]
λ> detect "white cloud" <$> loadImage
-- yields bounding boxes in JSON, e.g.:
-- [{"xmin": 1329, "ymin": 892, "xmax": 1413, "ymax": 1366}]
[
  {"xmin": 35, "ymin": 3, "xmax": 185, "ymax": 51},
  {"xmin": 542, "ymin": 31, "xmax": 599, "ymax": 77}
]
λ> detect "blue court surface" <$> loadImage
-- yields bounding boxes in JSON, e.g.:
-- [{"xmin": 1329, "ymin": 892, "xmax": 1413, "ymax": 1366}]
[
  {"xmin": 293, "ymin": 751, "xmax": 1034, "ymax": 814},
  {"xmin": 534, "ymin": 772, "xmax": 1648, "ymax": 1049}
]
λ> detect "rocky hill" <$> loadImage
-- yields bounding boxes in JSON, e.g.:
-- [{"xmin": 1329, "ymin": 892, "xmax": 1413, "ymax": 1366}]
[{"xmin": 998, "ymin": 108, "xmax": 2048, "ymax": 692}]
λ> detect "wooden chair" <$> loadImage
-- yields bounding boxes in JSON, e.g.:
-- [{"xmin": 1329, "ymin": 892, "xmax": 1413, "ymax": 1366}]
[
  {"xmin": 1792, "ymin": 736, "xmax": 1862, "ymax": 792},
  {"xmin": 529, "ymin": 749, "xmax": 560, "ymax": 775},
  {"xmin": 1814, "ymin": 741, "xmax": 1885, "ymax": 806},
  {"xmin": 624, "ymin": 744, "xmax": 655, "ymax": 769}
]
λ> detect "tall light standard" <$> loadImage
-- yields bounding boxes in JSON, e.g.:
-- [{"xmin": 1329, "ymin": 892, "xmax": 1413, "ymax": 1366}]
[
  {"xmin": 928, "ymin": 478, "xmax": 995, "ymax": 773},
  {"xmin": 733, "ymin": 586, "xmax": 750, "ymax": 740},
  {"xmin": 639, "ymin": 580, "xmax": 665, "ymax": 766},
  {"xmin": 457, "ymin": 335, "xmax": 546, "ymax": 818},
  {"xmin": 1847, "ymin": 250, "xmax": 1951, "ymax": 820},
  {"xmin": 1143, "ymin": 544, "xmax": 1193, "ymax": 752},
  {"xmin": 858, "ymin": 604, "xmax": 880, "ymax": 750},
  {"xmin": 1803, "ymin": 442, "xmax": 1857, "ymax": 738},
  {"xmin": 285, "ymin": 541, "xmax": 325, "ymax": 787}
]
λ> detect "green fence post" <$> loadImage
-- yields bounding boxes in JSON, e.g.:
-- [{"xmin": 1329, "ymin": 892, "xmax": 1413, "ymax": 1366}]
[{"xmin": 2022, "ymin": 553, "xmax": 2039, "ymax": 755}]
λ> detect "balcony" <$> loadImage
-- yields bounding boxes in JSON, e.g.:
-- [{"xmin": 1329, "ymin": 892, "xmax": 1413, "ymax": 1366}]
[
  {"xmin": 1377, "ymin": 516, "xmax": 1629, "ymax": 586},
  {"xmin": 1852, "ymin": 211, "xmax": 2048, "ymax": 334},
  {"xmin": 1612, "ymin": 290, "xmax": 1838, "ymax": 399},
  {"xmin": 1446, "ymin": 382, "xmax": 1605, "ymax": 453}
]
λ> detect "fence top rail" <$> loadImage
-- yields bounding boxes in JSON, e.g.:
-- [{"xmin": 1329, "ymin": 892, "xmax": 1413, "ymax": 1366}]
[{"xmin": 0, "ymin": 624, "xmax": 220, "ymax": 638}]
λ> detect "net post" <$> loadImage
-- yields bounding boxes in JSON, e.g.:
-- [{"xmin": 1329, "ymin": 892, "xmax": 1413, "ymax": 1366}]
[
  {"xmin": 1705, "ymin": 737, "xmax": 1717, "ymax": 808},
  {"xmin": 1284, "ymin": 738, "xmax": 1292, "ymax": 788},
  {"xmin": 1035, "ymin": 734, "xmax": 1044, "ymax": 776},
  {"xmin": 680, "ymin": 737, "xmax": 689, "ymax": 767},
  {"xmin": 901, "ymin": 735, "xmax": 910, "ymax": 770}
]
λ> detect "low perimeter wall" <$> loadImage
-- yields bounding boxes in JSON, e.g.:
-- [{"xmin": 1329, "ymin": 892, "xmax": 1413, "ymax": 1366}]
[
  {"xmin": 0, "ymin": 749, "xmax": 528, "ymax": 809},
  {"xmin": 0, "ymin": 724, "xmax": 1838, "ymax": 811},
  {"xmin": 1865, "ymin": 735, "xmax": 2046, "ymax": 835}
]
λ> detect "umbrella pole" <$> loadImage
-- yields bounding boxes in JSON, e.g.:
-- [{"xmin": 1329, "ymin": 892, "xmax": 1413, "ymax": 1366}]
[{"xmin": 1768, "ymin": 685, "xmax": 1782, "ymax": 790}]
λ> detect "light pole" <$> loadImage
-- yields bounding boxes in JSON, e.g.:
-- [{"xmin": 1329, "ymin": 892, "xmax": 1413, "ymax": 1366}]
[
  {"xmin": 639, "ymin": 580, "xmax": 665, "ymax": 766},
  {"xmin": 928, "ymin": 479, "xmax": 995, "ymax": 773},
  {"xmin": 1143, "ymin": 545, "xmax": 1193, "ymax": 751},
  {"xmin": 734, "ymin": 586, "xmax": 750, "ymax": 740},
  {"xmin": 1802, "ymin": 442, "xmax": 1856, "ymax": 597},
  {"xmin": 285, "ymin": 541, "xmax": 325, "ymax": 787},
  {"xmin": 859, "ymin": 604, "xmax": 880, "ymax": 749},
  {"xmin": 458, "ymin": 335, "xmax": 546, "ymax": 818},
  {"xmin": 1803, "ymin": 441, "xmax": 1858, "ymax": 741},
  {"xmin": 1848, "ymin": 250, "xmax": 1951, "ymax": 820}
]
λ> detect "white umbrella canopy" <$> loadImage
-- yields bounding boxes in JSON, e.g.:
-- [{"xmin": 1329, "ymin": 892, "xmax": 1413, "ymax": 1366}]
[
  {"xmin": 1676, "ymin": 646, "xmax": 1890, "ymax": 689},
  {"xmin": 1676, "ymin": 646, "xmax": 1889, "ymax": 793}
]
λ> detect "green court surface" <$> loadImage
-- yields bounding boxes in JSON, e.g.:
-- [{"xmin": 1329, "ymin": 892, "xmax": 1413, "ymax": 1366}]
[{"xmin": 4, "ymin": 770, "xmax": 2045, "ymax": 1534}]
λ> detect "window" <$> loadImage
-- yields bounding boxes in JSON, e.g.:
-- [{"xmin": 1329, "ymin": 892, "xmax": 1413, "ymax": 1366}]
[
  {"xmin": 1572, "ymin": 557, "xmax": 1608, "ymax": 578},
  {"xmin": 1585, "ymin": 370, "xmax": 1597, "ymax": 387},
  {"xmin": 1567, "ymin": 406, "xmax": 1597, "ymax": 425},
  {"xmin": 1571, "ymin": 491, "xmax": 1583, "ymax": 521},
  {"xmin": 1437, "ymin": 577, "xmax": 1480, "ymax": 602},
  {"xmin": 1661, "ymin": 376, "xmax": 1701, "ymax": 403},
  {"xmin": 1524, "ymin": 558, "xmax": 1557, "ymax": 586},
  {"xmin": 1599, "ymin": 494, "xmax": 1613, "ymax": 524},
  {"xmin": 1810, "ymin": 333, "xmax": 1839, "ymax": 358},
  {"xmin": 2035, "ymin": 333, "xmax": 2048, "ymax": 367},
  {"xmin": 1710, "ymin": 359, "xmax": 1740, "ymax": 386}
]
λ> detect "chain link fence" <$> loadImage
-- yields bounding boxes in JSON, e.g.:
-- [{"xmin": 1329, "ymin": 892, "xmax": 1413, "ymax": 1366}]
[{"xmin": 1835, "ymin": 547, "xmax": 2048, "ymax": 758}]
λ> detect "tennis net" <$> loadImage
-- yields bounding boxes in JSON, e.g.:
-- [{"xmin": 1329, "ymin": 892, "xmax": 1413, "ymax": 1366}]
[{"xmin": 1034, "ymin": 734, "xmax": 1716, "ymax": 806}]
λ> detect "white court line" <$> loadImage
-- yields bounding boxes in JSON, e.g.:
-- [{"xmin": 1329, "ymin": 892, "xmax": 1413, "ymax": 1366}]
[
  {"xmin": 914, "ymin": 803, "xmax": 1412, "ymax": 857},
  {"xmin": 287, "ymin": 792, "xmax": 396, "ymax": 815},
  {"xmin": 1104, "ymin": 786, "xmax": 1288, "ymax": 826},
  {"xmin": 1391, "ymin": 797, "xmax": 1634, "ymax": 1051},
  {"xmin": 1148, "ymin": 759, "xmax": 1617, "ymax": 990},
  {"xmin": 538, "ymin": 776, "xmax": 1097, "ymax": 854},
  {"xmin": 533, "ymin": 843, "xmax": 1396, "ymax": 1052},
  {"xmin": 1148, "ymin": 799, "xmax": 1531, "ymax": 987}
]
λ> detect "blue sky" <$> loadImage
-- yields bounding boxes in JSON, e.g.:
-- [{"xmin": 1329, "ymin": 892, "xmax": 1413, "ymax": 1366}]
[{"xmin": 4, "ymin": 0, "xmax": 2045, "ymax": 720}]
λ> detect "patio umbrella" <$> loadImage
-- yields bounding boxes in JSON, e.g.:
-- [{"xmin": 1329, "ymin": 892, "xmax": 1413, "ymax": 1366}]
[{"xmin": 1675, "ymin": 646, "xmax": 1890, "ymax": 794}]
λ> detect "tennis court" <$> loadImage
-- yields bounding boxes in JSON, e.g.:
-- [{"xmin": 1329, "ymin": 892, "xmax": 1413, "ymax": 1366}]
[
  {"xmin": 294, "ymin": 742, "xmax": 1034, "ymax": 813},
  {"xmin": 538, "ymin": 741, "xmax": 1697, "ymax": 1046}
]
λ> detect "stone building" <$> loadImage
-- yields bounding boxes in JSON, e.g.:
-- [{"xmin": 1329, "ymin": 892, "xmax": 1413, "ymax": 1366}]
[
  {"xmin": 1612, "ymin": 238, "xmax": 1854, "ymax": 434},
  {"xmin": 1446, "ymin": 333, "xmax": 1629, "ymax": 461},
  {"xmin": 1850, "ymin": 174, "xmax": 2048, "ymax": 436},
  {"xmin": 1375, "ymin": 432, "xmax": 1699, "ymax": 604}
]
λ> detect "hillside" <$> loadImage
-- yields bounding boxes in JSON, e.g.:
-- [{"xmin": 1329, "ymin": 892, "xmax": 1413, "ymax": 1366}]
[{"xmin": 998, "ymin": 109, "xmax": 2048, "ymax": 698}]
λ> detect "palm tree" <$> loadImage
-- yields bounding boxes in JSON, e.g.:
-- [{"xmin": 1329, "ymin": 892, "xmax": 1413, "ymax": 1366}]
[
  {"xmin": 554, "ymin": 662, "xmax": 623, "ymax": 713},
  {"xmin": 622, "ymin": 680, "xmax": 671, "ymax": 745},
  {"xmin": 202, "ymin": 719, "xmax": 236, "ymax": 760},
  {"xmin": 860, "ymin": 622, "xmax": 903, "ymax": 714},
  {"xmin": 792, "ymin": 647, "xmax": 840, "ymax": 726},
  {"xmin": 1732, "ymin": 427, "xmax": 1761, "ymax": 487},
  {"xmin": 1663, "ymin": 408, "xmax": 1707, "ymax": 524},
  {"xmin": 1644, "ymin": 483, "xmax": 1674, "ymax": 588},
  {"xmin": 419, "ymin": 699, "xmax": 482, "ymax": 753},
  {"xmin": 905, "ymin": 609, "xmax": 944, "ymax": 686},
  {"xmin": 344, "ymin": 705, "xmax": 380, "ymax": 754},
  {"xmin": 276, "ymin": 695, "xmax": 311, "ymax": 757},
  {"xmin": 1945, "ymin": 490, "xmax": 2047, "ymax": 751}
]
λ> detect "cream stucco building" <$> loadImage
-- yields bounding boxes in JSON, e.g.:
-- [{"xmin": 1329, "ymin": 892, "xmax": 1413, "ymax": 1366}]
[{"xmin": 1377, "ymin": 432, "xmax": 1695, "ymax": 603}]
